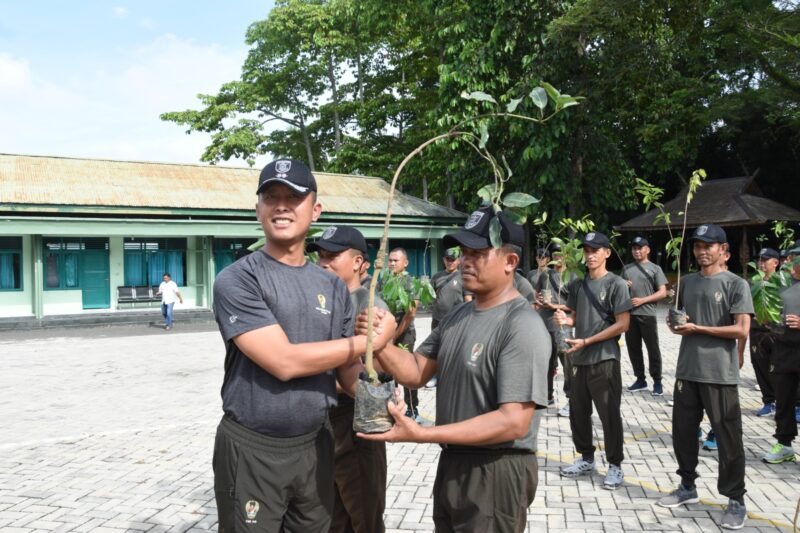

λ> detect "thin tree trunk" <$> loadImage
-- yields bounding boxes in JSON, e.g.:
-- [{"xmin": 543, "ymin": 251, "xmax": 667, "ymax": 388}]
[
  {"xmin": 327, "ymin": 55, "xmax": 342, "ymax": 152},
  {"xmin": 422, "ymin": 176, "xmax": 428, "ymax": 201},
  {"xmin": 298, "ymin": 113, "xmax": 315, "ymax": 171}
]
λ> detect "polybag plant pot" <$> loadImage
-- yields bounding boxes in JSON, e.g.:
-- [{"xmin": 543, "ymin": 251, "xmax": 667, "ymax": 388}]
[
  {"xmin": 554, "ymin": 326, "xmax": 573, "ymax": 355},
  {"xmin": 542, "ymin": 289, "xmax": 552, "ymax": 304},
  {"xmin": 669, "ymin": 308, "xmax": 688, "ymax": 327},
  {"xmin": 353, "ymin": 375, "xmax": 396, "ymax": 434}
]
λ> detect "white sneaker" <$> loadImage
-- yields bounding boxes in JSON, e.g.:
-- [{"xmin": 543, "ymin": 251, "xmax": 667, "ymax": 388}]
[
  {"xmin": 560, "ymin": 458, "xmax": 595, "ymax": 478},
  {"xmin": 558, "ymin": 404, "xmax": 570, "ymax": 417}
]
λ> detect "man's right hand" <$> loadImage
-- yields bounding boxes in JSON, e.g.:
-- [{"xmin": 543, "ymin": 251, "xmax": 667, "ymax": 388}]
[{"xmin": 372, "ymin": 310, "xmax": 397, "ymax": 351}]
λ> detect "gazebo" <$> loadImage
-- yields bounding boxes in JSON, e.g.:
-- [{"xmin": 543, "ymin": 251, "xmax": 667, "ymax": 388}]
[{"xmin": 617, "ymin": 174, "xmax": 800, "ymax": 274}]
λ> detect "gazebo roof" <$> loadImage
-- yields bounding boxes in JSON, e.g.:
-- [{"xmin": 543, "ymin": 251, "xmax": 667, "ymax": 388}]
[{"xmin": 617, "ymin": 175, "xmax": 800, "ymax": 231}]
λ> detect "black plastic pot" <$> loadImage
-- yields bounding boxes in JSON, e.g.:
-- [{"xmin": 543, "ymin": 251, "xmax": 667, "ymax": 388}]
[
  {"xmin": 554, "ymin": 326, "xmax": 573, "ymax": 355},
  {"xmin": 669, "ymin": 308, "xmax": 688, "ymax": 327},
  {"xmin": 353, "ymin": 374, "xmax": 396, "ymax": 434}
]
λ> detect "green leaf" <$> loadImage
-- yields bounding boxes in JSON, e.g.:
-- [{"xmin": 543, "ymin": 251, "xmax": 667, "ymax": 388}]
[
  {"xmin": 466, "ymin": 91, "xmax": 497, "ymax": 104},
  {"xmin": 529, "ymin": 87, "xmax": 548, "ymax": 110},
  {"xmin": 489, "ymin": 217, "xmax": 502, "ymax": 249},
  {"xmin": 478, "ymin": 120, "xmax": 489, "ymax": 149},
  {"xmin": 502, "ymin": 192, "xmax": 540, "ymax": 208},
  {"xmin": 506, "ymin": 207, "xmax": 528, "ymax": 225},
  {"xmin": 506, "ymin": 97, "xmax": 523, "ymax": 112},
  {"xmin": 477, "ymin": 183, "xmax": 497, "ymax": 202},
  {"xmin": 540, "ymin": 82, "xmax": 560, "ymax": 103}
]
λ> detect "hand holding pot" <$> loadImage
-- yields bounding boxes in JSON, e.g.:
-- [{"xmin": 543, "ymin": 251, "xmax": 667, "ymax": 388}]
[
  {"xmin": 786, "ymin": 314, "xmax": 800, "ymax": 330},
  {"xmin": 669, "ymin": 317, "xmax": 698, "ymax": 336},
  {"xmin": 553, "ymin": 309, "xmax": 571, "ymax": 327},
  {"xmin": 564, "ymin": 337, "xmax": 588, "ymax": 354},
  {"xmin": 356, "ymin": 388, "xmax": 421, "ymax": 442}
]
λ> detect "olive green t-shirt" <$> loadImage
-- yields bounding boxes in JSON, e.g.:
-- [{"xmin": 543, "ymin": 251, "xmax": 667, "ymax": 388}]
[
  {"xmin": 417, "ymin": 296, "xmax": 550, "ymax": 451},
  {"xmin": 676, "ymin": 271, "xmax": 754, "ymax": 385},
  {"xmin": 566, "ymin": 273, "xmax": 632, "ymax": 366},
  {"xmin": 431, "ymin": 269, "xmax": 465, "ymax": 322},
  {"xmin": 621, "ymin": 261, "xmax": 668, "ymax": 316}
]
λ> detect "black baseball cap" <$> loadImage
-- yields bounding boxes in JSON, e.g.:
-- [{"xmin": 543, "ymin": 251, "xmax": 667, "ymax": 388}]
[
  {"xmin": 549, "ymin": 242, "xmax": 562, "ymax": 253},
  {"xmin": 780, "ymin": 249, "xmax": 791, "ymax": 259},
  {"xmin": 536, "ymin": 247, "xmax": 550, "ymax": 257},
  {"xmin": 757, "ymin": 247, "xmax": 779, "ymax": 260},
  {"xmin": 256, "ymin": 158, "xmax": 317, "ymax": 195},
  {"xmin": 443, "ymin": 247, "xmax": 459, "ymax": 259},
  {"xmin": 443, "ymin": 207, "xmax": 525, "ymax": 250},
  {"xmin": 631, "ymin": 236, "xmax": 649, "ymax": 248},
  {"xmin": 582, "ymin": 231, "xmax": 611, "ymax": 249},
  {"xmin": 308, "ymin": 225, "xmax": 367, "ymax": 254},
  {"xmin": 690, "ymin": 224, "xmax": 727, "ymax": 244}
]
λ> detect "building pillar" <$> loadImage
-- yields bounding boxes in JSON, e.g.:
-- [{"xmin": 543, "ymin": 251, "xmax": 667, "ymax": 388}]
[
  {"xmin": 31, "ymin": 234, "xmax": 43, "ymax": 319},
  {"xmin": 205, "ymin": 236, "xmax": 215, "ymax": 308}
]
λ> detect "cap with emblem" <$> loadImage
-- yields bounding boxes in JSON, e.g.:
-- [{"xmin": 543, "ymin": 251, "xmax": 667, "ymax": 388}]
[
  {"xmin": 582, "ymin": 231, "xmax": 611, "ymax": 249},
  {"xmin": 443, "ymin": 207, "xmax": 525, "ymax": 250},
  {"xmin": 757, "ymin": 247, "xmax": 779, "ymax": 260},
  {"xmin": 548, "ymin": 242, "xmax": 562, "ymax": 254},
  {"xmin": 443, "ymin": 247, "xmax": 459, "ymax": 259},
  {"xmin": 256, "ymin": 158, "xmax": 317, "ymax": 195},
  {"xmin": 307, "ymin": 225, "xmax": 367, "ymax": 254},
  {"xmin": 689, "ymin": 223, "xmax": 726, "ymax": 244},
  {"xmin": 536, "ymin": 247, "xmax": 550, "ymax": 257},
  {"xmin": 631, "ymin": 236, "xmax": 649, "ymax": 248}
]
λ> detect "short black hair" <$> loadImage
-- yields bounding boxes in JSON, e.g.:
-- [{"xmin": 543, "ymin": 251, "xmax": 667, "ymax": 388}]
[
  {"xmin": 389, "ymin": 247, "xmax": 408, "ymax": 259},
  {"xmin": 163, "ymin": 272, "xmax": 171, "ymax": 278},
  {"xmin": 502, "ymin": 243, "xmax": 523, "ymax": 259}
]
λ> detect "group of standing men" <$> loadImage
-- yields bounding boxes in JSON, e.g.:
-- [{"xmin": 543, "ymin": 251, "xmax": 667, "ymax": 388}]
[{"xmin": 209, "ymin": 158, "xmax": 800, "ymax": 532}]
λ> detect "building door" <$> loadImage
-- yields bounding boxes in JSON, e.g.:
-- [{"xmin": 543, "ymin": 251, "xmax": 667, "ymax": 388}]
[{"xmin": 81, "ymin": 250, "xmax": 110, "ymax": 309}]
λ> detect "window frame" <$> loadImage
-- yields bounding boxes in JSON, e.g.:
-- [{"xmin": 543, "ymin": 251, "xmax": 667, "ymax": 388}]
[{"xmin": 0, "ymin": 237, "xmax": 23, "ymax": 292}]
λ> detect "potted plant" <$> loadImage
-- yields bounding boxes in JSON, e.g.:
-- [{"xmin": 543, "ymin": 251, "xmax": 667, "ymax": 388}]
[
  {"xmin": 750, "ymin": 221, "xmax": 797, "ymax": 335},
  {"xmin": 354, "ymin": 82, "xmax": 579, "ymax": 432},
  {"xmin": 634, "ymin": 169, "xmax": 706, "ymax": 326}
]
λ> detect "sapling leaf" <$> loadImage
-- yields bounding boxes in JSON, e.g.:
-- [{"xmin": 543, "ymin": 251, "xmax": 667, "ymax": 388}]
[
  {"xmin": 530, "ymin": 87, "xmax": 548, "ymax": 110},
  {"xmin": 502, "ymin": 192, "xmax": 540, "ymax": 207},
  {"xmin": 477, "ymin": 184, "xmax": 497, "ymax": 202},
  {"xmin": 489, "ymin": 217, "xmax": 503, "ymax": 248},
  {"xmin": 506, "ymin": 97, "xmax": 523, "ymax": 112},
  {"xmin": 467, "ymin": 91, "xmax": 497, "ymax": 104},
  {"xmin": 479, "ymin": 121, "xmax": 489, "ymax": 149}
]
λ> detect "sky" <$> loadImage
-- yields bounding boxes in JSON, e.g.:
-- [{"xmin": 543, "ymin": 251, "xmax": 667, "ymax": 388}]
[{"xmin": 0, "ymin": 1, "xmax": 275, "ymax": 167}]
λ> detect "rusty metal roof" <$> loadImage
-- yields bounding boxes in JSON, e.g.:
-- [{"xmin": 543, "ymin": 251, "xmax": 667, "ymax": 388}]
[
  {"xmin": 0, "ymin": 154, "xmax": 465, "ymax": 220},
  {"xmin": 618, "ymin": 176, "xmax": 800, "ymax": 231}
]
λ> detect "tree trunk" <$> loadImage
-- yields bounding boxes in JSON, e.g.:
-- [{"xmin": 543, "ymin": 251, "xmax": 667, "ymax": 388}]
[
  {"xmin": 327, "ymin": 55, "xmax": 342, "ymax": 152},
  {"xmin": 422, "ymin": 176, "xmax": 428, "ymax": 201},
  {"xmin": 298, "ymin": 113, "xmax": 315, "ymax": 171},
  {"xmin": 445, "ymin": 170, "xmax": 455, "ymax": 209}
]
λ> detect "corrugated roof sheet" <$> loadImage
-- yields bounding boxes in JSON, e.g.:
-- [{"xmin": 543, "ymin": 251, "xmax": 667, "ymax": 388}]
[
  {"xmin": 0, "ymin": 154, "xmax": 465, "ymax": 220},
  {"xmin": 618, "ymin": 176, "xmax": 800, "ymax": 230}
]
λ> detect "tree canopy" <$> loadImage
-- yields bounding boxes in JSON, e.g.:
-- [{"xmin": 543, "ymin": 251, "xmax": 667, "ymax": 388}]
[{"xmin": 162, "ymin": 0, "xmax": 800, "ymax": 225}]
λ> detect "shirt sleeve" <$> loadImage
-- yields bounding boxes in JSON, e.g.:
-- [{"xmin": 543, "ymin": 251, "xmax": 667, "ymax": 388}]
[
  {"xmin": 213, "ymin": 266, "xmax": 278, "ymax": 342},
  {"xmin": 654, "ymin": 266, "xmax": 668, "ymax": 287},
  {"xmin": 340, "ymin": 282, "xmax": 355, "ymax": 338},
  {"xmin": 730, "ymin": 277, "xmax": 755, "ymax": 315},
  {"xmin": 566, "ymin": 278, "xmax": 580, "ymax": 310},
  {"xmin": 417, "ymin": 325, "xmax": 442, "ymax": 360},
  {"xmin": 611, "ymin": 277, "xmax": 633, "ymax": 314},
  {"xmin": 497, "ymin": 308, "xmax": 550, "ymax": 407}
]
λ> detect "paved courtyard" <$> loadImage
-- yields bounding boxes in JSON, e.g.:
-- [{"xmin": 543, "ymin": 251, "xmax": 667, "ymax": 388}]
[{"xmin": 1, "ymin": 310, "xmax": 799, "ymax": 532}]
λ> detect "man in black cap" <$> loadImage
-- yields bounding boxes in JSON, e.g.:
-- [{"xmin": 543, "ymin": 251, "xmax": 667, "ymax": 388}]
[
  {"xmin": 211, "ymin": 159, "xmax": 396, "ymax": 532},
  {"xmin": 762, "ymin": 241, "xmax": 800, "ymax": 464},
  {"xmin": 356, "ymin": 206, "xmax": 551, "ymax": 533},
  {"xmin": 431, "ymin": 247, "xmax": 467, "ymax": 330},
  {"xmin": 527, "ymin": 247, "xmax": 551, "ymax": 289},
  {"xmin": 554, "ymin": 231, "xmax": 632, "ymax": 490},
  {"xmin": 311, "ymin": 225, "xmax": 391, "ymax": 533},
  {"xmin": 622, "ymin": 236, "xmax": 668, "ymax": 395},
  {"xmin": 657, "ymin": 224, "xmax": 753, "ymax": 530},
  {"xmin": 751, "ymin": 247, "xmax": 781, "ymax": 417}
]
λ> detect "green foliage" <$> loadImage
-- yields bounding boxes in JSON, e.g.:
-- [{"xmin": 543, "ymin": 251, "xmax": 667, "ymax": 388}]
[
  {"xmin": 379, "ymin": 272, "xmax": 435, "ymax": 315},
  {"xmin": 772, "ymin": 220, "xmax": 796, "ymax": 250},
  {"xmin": 749, "ymin": 262, "xmax": 785, "ymax": 325}
]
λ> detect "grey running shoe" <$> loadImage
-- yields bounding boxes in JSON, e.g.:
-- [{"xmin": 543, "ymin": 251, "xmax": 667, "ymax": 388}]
[
  {"xmin": 560, "ymin": 458, "xmax": 595, "ymax": 478},
  {"xmin": 657, "ymin": 485, "xmax": 699, "ymax": 508},
  {"xmin": 762, "ymin": 442, "xmax": 796, "ymax": 464},
  {"xmin": 558, "ymin": 404, "xmax": 570, "ymax": 417},
  {"xmin": 720, "ymin": 499, "xmax": 746, "ymax": 530},
  {"xmin": 603, "ymin": 464, "xmax": 624, "ymax": 490}
]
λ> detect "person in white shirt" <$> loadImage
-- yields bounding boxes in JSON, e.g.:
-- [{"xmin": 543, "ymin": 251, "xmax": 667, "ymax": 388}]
[{"xmin": 157, "ymin": 273, "xmax": 183, "ymax": 330}]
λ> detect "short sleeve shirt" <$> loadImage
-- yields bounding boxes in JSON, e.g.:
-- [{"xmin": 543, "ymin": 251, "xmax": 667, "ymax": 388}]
[
  {"xmin": 773, "ymin": 280, "xmax": 800, "ymax": 370},
  {"xmin": 350, "ymin": 286, "xmax": 389, "ymax": 316},
  {"xmin": 527, "ymin": 269, "xmax": 543, "ymax": 289},
  {"xmin": 535, "ymin": 269, "xmax": 573, "ymax": 332},
  {"xmin": 513, "ymin": 273, "xmax": 537, "ymax": 305},
  {"xmin": 417, "ymin": 297, "xmax": 551, "ymax": 451},
  {"xmin": 213, "ymin": 250, "xmax": 353, "ymax": 437},
  {"xmin": 676, "ymin": 271, "xmax": 754, "ymax": 385},
  {"xmin": 566, "ymin": 273, "xmax": 633, "ymax": 366},
  {"xmin": 431, "ymin": 269, "xmax": 465, "ymax": 322},
  {"xmin": 621, "ymin": 261, "xmax": 668, "ymax": 316},
  {"xmin": 159, "ymin": 280, "xmax": 180, "ymax": 304}
]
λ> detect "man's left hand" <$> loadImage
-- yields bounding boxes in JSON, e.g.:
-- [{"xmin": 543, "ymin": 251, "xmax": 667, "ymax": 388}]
[
  {"xmin": 631, "ymin": 297, "xmax": 645, "ymax": 308},
  {"xmin": 357, "ymin": 389, "xmax": 423, "ymax": 443},
  {"xmin": 564, "ymin": 337, "xmax": 587, "ymax": 354}
]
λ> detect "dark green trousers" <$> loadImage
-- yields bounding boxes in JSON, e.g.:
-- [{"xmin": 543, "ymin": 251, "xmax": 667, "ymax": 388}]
[
  {"xmin": 213, "ymin": 415, "xmax": 334, "ymax": 532},
  {"xmin": 329, "ymin": 397, "xmax": 387, "ymax": 533},
  {"xmin": 672, "ymin": 379, "xmax": 746, "ymax": 500},
  {"xmin": 569, "ymin": 359, "xmax": 624, "ymax": 465},
  {"xmin": 750, "ymin": 329, "xmax": 776, "ymax": 404},
  {"xmin": 432, "ymin": 448, "xmax": 538, "ymax": 533}
]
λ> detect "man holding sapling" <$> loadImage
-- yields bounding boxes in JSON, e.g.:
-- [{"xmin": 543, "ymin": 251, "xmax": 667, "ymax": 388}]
[
  {"xmin": 357, "ymin": 207, "xmax": 551, "ymax": 533},
  {"xmin": 554, "ymin": 231, "xmax": 631, "ymax": 490},
  {"xmin": 431, "ymin": 247, "xmax": 467, "ymax": 330},
  {"xmin": 211, "ymin": 159, "xmax": 396, "ymax": 532},
  {"xmin": 527, "ymin": 247, "xmax": 550, "ymax": 289},
  {"xmin": 622, "ymin": 236, "xmax": 668, "ymax": 395},
  {"xmin": 762, "ymin": 243, "xmax": 800, "ymax": 464},
  {"xmin": 311, "ymin": 225, "xmax": 392, "ymax": 533},
  {"xmin": 750, "ymin": 248, "xmax": 781, "ymax": 418},
  {"xmin": 658, "ymin": 224, "xmax": 753, "ymax": 531}
]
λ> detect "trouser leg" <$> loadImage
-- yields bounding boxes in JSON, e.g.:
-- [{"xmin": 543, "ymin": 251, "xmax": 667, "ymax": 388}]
[
  {"xmin": 569, "ymin": 364, "xmax": 595, "ymax": 458},
  {"xmin": 547, "ymin": 332, "xmax": 558, "ymax": 400},
  {"xmin": 404, "ymin": 387, "xmax": 419, "ymax": 414},
  {"xmin": 625, "ymin": 316, "xmax": 646, "ymax": 380},
  {"xmin": 773, "ymin": 372, "xmax": 800, "ymax": 446},
  {"xmin": 700, "ymin": 383, "xmax": 746, "ymax": 500},
  {"xmin": 586, "ymin": 360, "xmax": 624, "ymax": 466},
  {"xmin": 672, "ymin": 379, "xmax": 704, "ymax": 488},
  {"xmin": 559, "ymin": 348, "xmax": 572, "ymax": 399},
  {"xmin": 639, "ymin": 315, "xmax": 662, "ymax": 381},
  {"xmin": 750, "ymin": 330, "xmax": 775, "ymax": 404}
]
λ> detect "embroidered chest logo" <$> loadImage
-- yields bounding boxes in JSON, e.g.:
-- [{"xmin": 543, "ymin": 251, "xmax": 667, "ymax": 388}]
[
  {"xmin": 245, "ymin": 500, "xmax": 260, "ymax": 524},
  {"xmin": 714, "ymin": 291, "xmax": 723, "ymax": 303},
  {"xmin": 468, "ymin": 342, "xmax": 484, "ymax": 367},
  {"xmin": 599, "ymin": 290, "xmax": 607, "ymax": 302},
  {"xmin": 229, "ymin": 314, "xmax": 238, "ymax": 324},
  {"xmin": 316, "ymin": 294, "xmax": 331, "ymax": 315}
]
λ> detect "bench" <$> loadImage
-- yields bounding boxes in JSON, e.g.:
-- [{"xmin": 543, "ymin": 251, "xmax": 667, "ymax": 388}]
[{"xmin": 117, "ymin": 286, "xmax": 162, "ymax": 307}]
